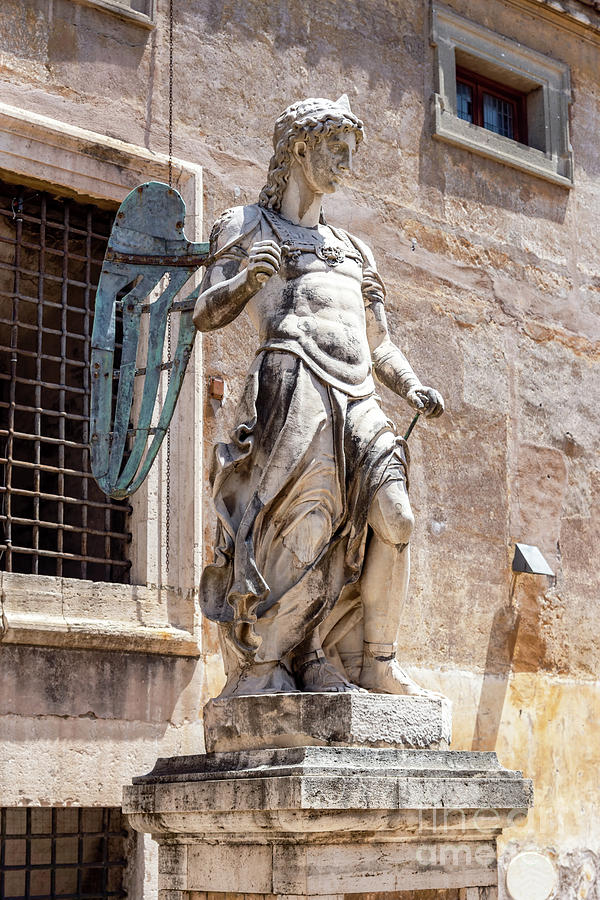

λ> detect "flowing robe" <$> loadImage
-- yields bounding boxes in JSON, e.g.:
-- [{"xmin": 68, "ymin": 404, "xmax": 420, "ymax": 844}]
[{"xmin": 198, "ymin": 205, "xmax": 409, "ymax": 668}]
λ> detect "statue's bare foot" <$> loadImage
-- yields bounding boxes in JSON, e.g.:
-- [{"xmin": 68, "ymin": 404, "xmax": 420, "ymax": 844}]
[
  {"xmin": 294, "ymin": 649, "xmax": 365, "ymax": 693},
  {"xmin": 359, "ymin": 656, "xmax": 447, "ymax": 699}
]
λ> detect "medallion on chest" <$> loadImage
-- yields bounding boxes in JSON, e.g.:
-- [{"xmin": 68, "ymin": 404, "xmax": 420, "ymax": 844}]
[{"xmin": 260, "ymin": 208, "xmax": 362, "ymax": 270}]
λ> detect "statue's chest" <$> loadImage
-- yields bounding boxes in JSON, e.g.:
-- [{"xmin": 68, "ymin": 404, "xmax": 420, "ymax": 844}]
[
  {"xmin": 260, "ymin": 211, "xmax": 363, "ymax": 282},
  {"xmin": 280, "ymin": 245, "xmax": 363, "ymax": 283}
]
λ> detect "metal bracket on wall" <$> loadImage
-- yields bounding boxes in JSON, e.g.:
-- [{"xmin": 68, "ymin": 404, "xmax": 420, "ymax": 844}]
[{"xmin": 512, "ymin": 542, "xmax": 555, "ymax": 576}]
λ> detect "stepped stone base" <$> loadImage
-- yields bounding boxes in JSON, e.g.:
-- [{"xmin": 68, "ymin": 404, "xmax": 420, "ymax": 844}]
[
  {"xmin": 124, "ymin": 746, "xmax": 532, "ymax": 899},
  {"xmin": 203, "ymin": 690, "xmax": 452, "ymax": 752}
]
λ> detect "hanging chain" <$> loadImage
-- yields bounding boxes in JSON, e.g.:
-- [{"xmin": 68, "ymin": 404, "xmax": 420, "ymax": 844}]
[
  {"xmin": 165, "ymin": 315, "xmax": 172, "ymax": 573},
  {"xmin": 165, "ymin": 0, "xmax": 174, "ymax": 574}
]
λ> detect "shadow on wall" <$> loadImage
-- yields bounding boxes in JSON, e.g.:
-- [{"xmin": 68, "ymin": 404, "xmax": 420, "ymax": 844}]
[
  {"xmin": 0, "ymin": 0, "xmax": 151, "ymax": 68},
  {"xmin": 196, "ymin": 0, "xmax": 427, "ymax": 106},
  {"xmin": 0, "ymin": 643, "xmax": 198, "ymax": 728},
  {"xmin": 472, "ymin": 591, "xmax": 520, "ymax": 752},
  {"xmin": 417, "ymin": 123, "xmax": 571, "ymax": 227},
  {"xmin": 472, "ymin": 573, "xmax": 551, "ymax": 751}
]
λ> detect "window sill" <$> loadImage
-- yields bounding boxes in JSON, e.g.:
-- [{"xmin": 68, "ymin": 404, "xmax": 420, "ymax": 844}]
[
  {"xmin": 71, "ymin": 0, "xmax": 155, "ymax": 29},
  {"xmin": 433, "ymin": 99, "xmax": 574, "ymax": 188},
  {"xmin": 0, "ymin": 572, "xmax": 200, "ymax": 656},
  {"xmin": 431, "ymin": 2, "xmax": 574, "ymax": 189}
]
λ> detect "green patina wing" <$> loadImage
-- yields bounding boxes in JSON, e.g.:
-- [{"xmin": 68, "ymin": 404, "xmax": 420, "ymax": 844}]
[{"xmin": 90, "ymin": 181, "xmax": 209, "ymax": 499}]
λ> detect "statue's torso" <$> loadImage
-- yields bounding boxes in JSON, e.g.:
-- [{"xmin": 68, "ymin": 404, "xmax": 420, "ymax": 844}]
[{"xmin": 245, "ymin": 217, "xmax": 375, "ymax": 397}]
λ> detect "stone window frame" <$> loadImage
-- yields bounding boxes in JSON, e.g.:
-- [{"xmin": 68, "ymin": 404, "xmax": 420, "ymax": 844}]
[
  {"xmin": 72, "ymin": 0, "xmax": 155, "ymax": 28},
  {"xmin": 0, "ymin": 101, "xmax": 203, "ymax": 656},
  {"xmin": 431, "ymin": 2, "xmax": 574, "ymax": 188}
]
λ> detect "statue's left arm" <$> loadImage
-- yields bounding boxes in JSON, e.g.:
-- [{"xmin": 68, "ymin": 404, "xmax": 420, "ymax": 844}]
[{"xmin": 354, "ymin": 237, "xmax": 444, "ymax": 418}]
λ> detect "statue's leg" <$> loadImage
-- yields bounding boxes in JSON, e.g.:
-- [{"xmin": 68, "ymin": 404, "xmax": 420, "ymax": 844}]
[
  {"xmin": 292, "ymin": 629, "xmax": 364, "ymax": 693},
  {"xmin": 359, "ymin": 479, "xmax": 446, "ymax": 698}
]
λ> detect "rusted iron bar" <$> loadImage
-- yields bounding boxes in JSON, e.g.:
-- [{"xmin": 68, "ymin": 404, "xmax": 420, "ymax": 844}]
[
  {"xmin": 33, "ymin": 194, "xmax": 45, "ymax": 571},
  {"xmin": 0, "ymin": 484, "xmax": 131, "ymax": 512},
  {"xmin": 0, "ymin": 286, "xmax": 105, "ymax": 314},
  {"xmin": 0, "ymin": 428, "xmax": 97, "ymax": 448},
  {"xmin": 0, "ymin": 402, "xmax": 89, "ymax": 423},
  {"xmin": 0, "ymin": 543, "xmax": 131, "ymax": 567},
  {"xmin": 5, "ymin": 189, "xmax": 23, "ymax": 572},
  {"xmin": 0, "ymin": 343, "xmax": 88, "ymax": 368},
  {"xmin": 0, "ymin": 373, "xmax": 87, "ymax": 395},
  {"xmin": 82, "ymin": 208, "xmax": 92, "ymax": 577},
  {"xmin": 0, "ymin": 457, "xmax": 109, "ymax": 478},
  {"xmin": 0, "ymin": 317, "xmax": 90, "ymax": 340},
  {"xmin": 0, "ymin": 514, "xmax": 131, "ymax": 541},
  {"xmin": 57, "ymin": 201, "xmax": 69, "ymax": 576}
]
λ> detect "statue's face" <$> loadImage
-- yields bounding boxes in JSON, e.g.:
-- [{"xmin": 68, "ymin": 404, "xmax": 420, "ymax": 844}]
[{"xmin": 295, "ymin": 131, "xmax": 357, "ymax": 194}]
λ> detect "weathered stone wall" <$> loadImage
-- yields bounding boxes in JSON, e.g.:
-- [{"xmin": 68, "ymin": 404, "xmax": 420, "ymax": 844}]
[
  {"xmin": 0, "ymin": 0, "xmax": 598, "ymax": 898},
  {"xmin": 191, "ymin": 2, "xmax": 600, "ymax": 891},
  {"xmin": 186, "ymin": 893, "xmax": 465, "ymax": 900}
]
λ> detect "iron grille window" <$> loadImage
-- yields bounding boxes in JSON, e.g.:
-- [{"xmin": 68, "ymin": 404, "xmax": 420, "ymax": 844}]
[
  {"xmin": 0, "ymin": 181, "xmax": 131, "ymax": 582},
  {"xmin": 0, "ymin": 807, "xmax": 127, "ymax": 900},
  {"xmin": 456, "ymin": 66, "xmax": 528, "ymax": 144}
]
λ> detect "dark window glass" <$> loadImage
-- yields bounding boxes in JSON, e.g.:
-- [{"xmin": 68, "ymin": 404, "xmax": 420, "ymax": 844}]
[
  {"xmin": 483, "ymin": 92, "xmax": 514, "ymax": 139},
  {"xmin": 457, "ymin": 81, "xmax": 473, "ymax": 123},
  {"xmin": 455, "ymin": 66, "xmax": 527, "ymax": 145}
]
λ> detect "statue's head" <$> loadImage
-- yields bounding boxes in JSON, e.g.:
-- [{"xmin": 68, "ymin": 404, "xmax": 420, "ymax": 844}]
[{"xmin": 258, "ymin": 95, "xmax": 365, "ymax": 211}]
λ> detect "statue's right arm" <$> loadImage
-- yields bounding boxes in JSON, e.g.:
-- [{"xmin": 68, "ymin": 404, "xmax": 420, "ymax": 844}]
[{"xmin": 192, "ymin": 207, "xmax": 281, "ymax": 333}]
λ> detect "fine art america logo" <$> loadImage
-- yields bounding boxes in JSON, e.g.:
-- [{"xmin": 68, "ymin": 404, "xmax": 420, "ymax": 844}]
[{"xmin": 412, "ymin": 809, "xmax": 557, "ymax": 900}]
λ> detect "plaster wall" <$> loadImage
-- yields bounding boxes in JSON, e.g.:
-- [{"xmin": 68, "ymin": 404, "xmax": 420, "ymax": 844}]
[{"xmin": 0, "ymin": 0, "xmax": 598, "ymax": 898}]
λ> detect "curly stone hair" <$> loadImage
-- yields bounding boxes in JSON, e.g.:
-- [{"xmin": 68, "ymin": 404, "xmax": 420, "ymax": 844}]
[{"xmin": 258, "ymin": 96, "xmax": 365, "ymax": 212}]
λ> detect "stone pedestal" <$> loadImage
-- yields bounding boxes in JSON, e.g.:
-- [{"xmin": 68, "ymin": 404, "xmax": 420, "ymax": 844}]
[
  {"xmin": 124, "ymin": 693, "xmax": 532, "ymax": 900},
  {"xmin": 204, "ymin": 690, "xmax": 452, "ymax": 751}
]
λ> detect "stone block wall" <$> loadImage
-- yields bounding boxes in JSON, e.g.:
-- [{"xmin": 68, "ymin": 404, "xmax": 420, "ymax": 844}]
[
  {"xmin": 184, "ymin": 892, "xmax": 469, "ymax": 900},
  {"xmin": 0, "ymin": 0, "xmax": 598, "ymax": 897}
]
